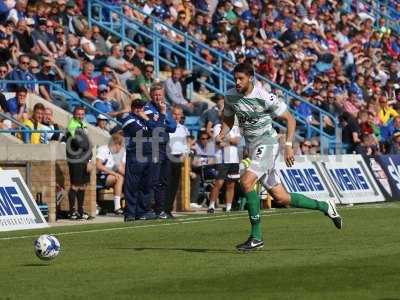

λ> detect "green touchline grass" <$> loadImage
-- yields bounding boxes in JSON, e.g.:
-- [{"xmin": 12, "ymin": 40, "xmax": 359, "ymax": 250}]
[{"xmin": 0, "ymin": 203, "xmax": 399, "ymax": 300}]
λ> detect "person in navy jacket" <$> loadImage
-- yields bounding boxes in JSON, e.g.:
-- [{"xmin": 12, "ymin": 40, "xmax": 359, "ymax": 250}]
[
  {"xmin": 122, "ymin": 98, "xmax": 157, "ymax": 222},
  {"xmin": 144, "ymin": 83, "xmax": 177, "ymax": 219}
]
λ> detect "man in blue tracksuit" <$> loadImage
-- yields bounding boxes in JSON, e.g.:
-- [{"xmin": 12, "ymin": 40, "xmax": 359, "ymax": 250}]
[
  {"xmin": 122, "ymin": 99, "xmax": 156, "ymax": 222},
  {"xmin": 144, "ymin": 83, "xmax": 177, "ymax": 219}
]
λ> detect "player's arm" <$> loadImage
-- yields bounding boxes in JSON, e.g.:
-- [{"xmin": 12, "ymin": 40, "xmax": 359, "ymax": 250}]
[{"xmin": 277, "ymin": 110, "xmax": 296, "ymax": 167}]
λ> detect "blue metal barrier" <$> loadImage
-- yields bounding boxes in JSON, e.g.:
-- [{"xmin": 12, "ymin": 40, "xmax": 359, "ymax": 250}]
[
  {"xmin": 357, "ymin": 0, "xmax": 400, "ymax": 34},
  {"xmin": 87, "ymin": 0, "xmax": 340, "ymax": 153},
  {"xmin": 2, "ymin": 80, "xmax": 122, "ymax": 127}
]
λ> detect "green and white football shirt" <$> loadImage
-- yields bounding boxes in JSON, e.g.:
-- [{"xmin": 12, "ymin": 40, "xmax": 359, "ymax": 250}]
[{"xmin": 224, "ymin": 81, "xmax": 287, "ymax": 147}]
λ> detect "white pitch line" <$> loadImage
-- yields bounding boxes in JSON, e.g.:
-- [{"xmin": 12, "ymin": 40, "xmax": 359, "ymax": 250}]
[
  {"xmin": 0, "ymin": 210, "xmax": 312, "ymax": 241},
  {"xmin": 0, "ymin": 203, "xmax": 398, "ymax": 241}
]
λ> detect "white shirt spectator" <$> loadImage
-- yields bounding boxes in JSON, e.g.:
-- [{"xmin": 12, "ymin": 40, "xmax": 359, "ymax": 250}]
[
  {"xmin": 164, "ymin": 78, "xmax": 188, "ymax": 106},
  {"xmin": 96, "ymin": 145, "xmax": 116, "ymax": 175},
  {"xmin": 169, "ymin": 123, "xmax": 190, "ymax": 155},
  {"xmin": 213, "ymin": 124, "xmax": 240, "ymax": 164}
]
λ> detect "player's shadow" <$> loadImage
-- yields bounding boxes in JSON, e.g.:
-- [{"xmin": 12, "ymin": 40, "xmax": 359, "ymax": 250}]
[{"xmin": 111, "ymin": 247, "xmax": 305, "ymax": 254}]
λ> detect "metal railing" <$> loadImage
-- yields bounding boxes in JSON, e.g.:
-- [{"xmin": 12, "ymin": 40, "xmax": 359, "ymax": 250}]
[
  {"xmin": 357, "ymin": 0, "xmax": 400, "ymax": 34},
  {"xmin": 2, "ymin": 80, "xmax": 122, "ymax": 127},
  {"xmin": 87, "ymin": 0, "xmax": 340, "ymax": 153},
  {"xmin": 0, "ymin": 111, "xmax": 63, "ymax": 144}
]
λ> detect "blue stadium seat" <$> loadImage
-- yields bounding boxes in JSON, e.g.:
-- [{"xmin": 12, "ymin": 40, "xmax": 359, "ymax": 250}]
[
  {"xmin": 184, "ymin": 116, "xmax": 201, "ymax": 138},
  {"xmin": 86, "ymin": 114, "xmax": 97, "ymax": 125}
]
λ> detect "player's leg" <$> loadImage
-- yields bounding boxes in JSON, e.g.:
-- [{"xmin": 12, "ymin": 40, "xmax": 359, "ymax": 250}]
[
  {"xmin": 236, "ymin": 169, "xmax": 264, "ymax": 251},
  {"xmin": 264, "ymin": 171, "xmax": 342, "ymax": 229}
]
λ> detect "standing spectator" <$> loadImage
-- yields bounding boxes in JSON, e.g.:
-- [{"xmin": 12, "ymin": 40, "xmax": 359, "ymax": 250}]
[
  {"xmin": 203, "ymin": 94, "xmax": 224, "ymax": 137},
  {"xmin": 208, "ymin": 123, "xmax": 241, "ymax": 213},
  {"xmin": 41, "ymin": 107, "xmax": 62, "ymax": 143},
  {"xmin": 66, "ymin": 106, "xmax": 93, "ymax": 220},
  {"xmin": 164, "ymin": 106, "xmax": 189, "ymax": 218},
  {"xmin": 122, "ymin": 99, "xmax": 156, "ymax": 222},
  {"xmin": 76, "ymin": 61, "xmax": 98, "ymax": 103},
  {"xmin": 96, "ymin": 133, "xmax": 125, "ymax": 215},
  {"xmin": 164, "ymin": 66, "xmax": 207, "ymax": 116},
  {"xmin": 20, "ymin": 102, "xmax": 45, "ymax": 144},
  {"xmin": 6, "ymin": 54, "xmax": 36, "ymax": 92},
  {"xmin": 144, "ymin": 84, "xmax": 177, "ymax": 219}
]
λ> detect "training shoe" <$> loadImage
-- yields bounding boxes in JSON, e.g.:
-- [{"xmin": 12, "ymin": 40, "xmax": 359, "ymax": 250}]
[
  {"xmin": 79, "ymin": 212, "xmax": 94, "ymax": 220},
  {"xmin": 207, "ymin": 208, "xmax": 215, "ymax": 214},
  {"xmin": 68, "ymin": 212, "xmax": 79, "ymax": 220},
  {"xmin": 157, "ymin": 211, "xmax": 168, "ymax": 219},
  {"xmin": 114, "ymin": 208, "xmax": 124, "ymax": 215},
  {"xmin": 166, "ymin": 212, "xmax": 175, "ymax": 219},
  {"xmin": 136, "ymin": 212, "xmax": 158, "ymax": 220},
  {"xmin": 325, "ymin": 199, "xmax": 343, "ymax": 229},
  {"xmin": 236, "ymin": 237, "xmax": 264, "ymax": 252}
]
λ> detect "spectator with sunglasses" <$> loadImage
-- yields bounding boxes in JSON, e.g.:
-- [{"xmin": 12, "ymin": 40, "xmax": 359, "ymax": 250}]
[{"xmin": 6, "ymin": 54, "xmax": 36, "ymax": 92}]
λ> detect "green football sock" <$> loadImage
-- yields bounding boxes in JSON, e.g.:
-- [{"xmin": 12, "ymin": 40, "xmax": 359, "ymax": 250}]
[
  {"xmin": 290, "ymin": 193, "xmax": 328, "ymax": 213},
  {"xmin": 245, "ymin": 190, "xmax": 262, "ymax": 240}
]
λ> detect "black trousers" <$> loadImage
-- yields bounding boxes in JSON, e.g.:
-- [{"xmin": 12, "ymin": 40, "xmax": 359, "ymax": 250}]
[
  {"xmin": 164, "ymin": 157, "xmax": 183, "ymax": 213},
  {"xmin": 151, "ymin": 158, "xmax": 171, "ymax": 214}
]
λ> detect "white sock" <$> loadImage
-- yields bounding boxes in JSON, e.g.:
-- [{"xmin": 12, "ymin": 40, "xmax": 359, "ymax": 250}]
[
  {"xmin": 209, "ymin": 201, "xmax": 215, "ymax": 209},
  {"xmin": 226, "ymin": 203, "xmax": 232, "ymax": 211},
  {"xmin": 114, "ymin": 196, "xmax": 121, "ymax": 210}
]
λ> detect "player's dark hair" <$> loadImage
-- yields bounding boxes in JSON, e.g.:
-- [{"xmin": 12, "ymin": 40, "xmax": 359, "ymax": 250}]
[{"xmin": 233, "ymin": 63, "xmax": 255, "ymax": 77}]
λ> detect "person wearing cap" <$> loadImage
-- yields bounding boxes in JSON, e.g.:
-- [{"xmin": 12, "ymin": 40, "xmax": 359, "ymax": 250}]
[
  {"xmin": 96, "ymin": 114, "xmax": 109, "ymax": 134},
  {"xmin": 122, "ymin": 99, "xmax": 157, "ymax": 222},
  {"xmin": 92, "ymin": 84, "xmax": 122, "ymax": 118},
  {"xmin": 144, "ymin": 83, "xmax": 177, "ymax": 219}
]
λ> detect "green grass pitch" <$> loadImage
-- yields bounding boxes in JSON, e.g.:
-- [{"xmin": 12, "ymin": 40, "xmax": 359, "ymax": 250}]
[{"xmin": 1, "ymin": 203, "xmax": 400, "ymax": 300}]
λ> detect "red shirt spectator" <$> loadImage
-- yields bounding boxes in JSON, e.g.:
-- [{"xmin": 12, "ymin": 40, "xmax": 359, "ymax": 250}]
[{"xmin": 76, "ymin": 62, "xmax": 98, "ymax": 102}]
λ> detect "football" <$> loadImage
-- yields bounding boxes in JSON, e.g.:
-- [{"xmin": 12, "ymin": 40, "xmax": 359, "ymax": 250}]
[{"xmin": 34, "ymin": 235, "xmax": 61, "ymax": 261}]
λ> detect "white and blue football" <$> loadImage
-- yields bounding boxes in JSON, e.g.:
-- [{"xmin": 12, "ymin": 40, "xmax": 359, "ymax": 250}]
[{"xmin": 34, "ymin": 235, "xmax": 61, "ymax": 261}]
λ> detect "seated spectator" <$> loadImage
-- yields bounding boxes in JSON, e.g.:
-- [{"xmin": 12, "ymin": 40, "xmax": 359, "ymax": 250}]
[
  {"xmin": 0, "ymin": 62, "xmax": 8, "ymax": 92},
  {"xmin": 106, "ymin": 44, "xmax": 138, "ymax": 86},
  {"xmin": 191, "ymin": 131, "xmax": 216, "ymax": 205},
  {"xmin": 355, "ymin": 133, "xmax": 380, "ymax": 157},
  {"xmin": 96, "ymin": 114, "xmax": 109, "ymax": 134},
  {"xmin": 164, "ymin": 66, "xmax": 208, "ymax": 116},
  {"xmin": 75, "ymin": 61, "xmax": 98, "ymax": 103},
  {"xmin": 36, "ymin": 57, "xmax": 67, "ymax": 108},
  {"xmin": 390, "ymin": 131, "xmax": 400, "ymax": 154},
  {"xmin": 41, "ymin": 107, "xmax": 62, "ymax": 143},
  {"xmin": 13, "ymin": 19, "xmax": 35, "ymax": 54},
  {"xmin": 339, "ymin": 112, "xmax": 361, "ymax": 154},
  {"xmin": 32, "ymin": 18, "xmax": 57, "ymax": 57},
  {"xmin": 126, "ymin": 64, "xmax": 154, "ymax": 100},
  {"xmin": 378, "ymin": 96, "xmax": 398, "ymax": 126},
  {"xmin": 6, "ymin": 54, "xmax": 36, "ymax": 92},
  {"xmin": 5, "ymin": 86, "xmax": 28, "ymax": 121},
  {"xmin": 20, "ymin": 102, "xmax": 45, "ymax": 144},
  {"xmin": 96, "ymin": 133, "xmax": 125, "ymax": 215},
  {"xmin": 92, "ymin": 84, "xmax": 122, "ymax": 117},
  {"xmin": 130, "ymin": 44, "xmax": 147, "ymax": 73},
  {"xmin": 91, "ymin": 26, "xmax": 109, "ymax": 57}
]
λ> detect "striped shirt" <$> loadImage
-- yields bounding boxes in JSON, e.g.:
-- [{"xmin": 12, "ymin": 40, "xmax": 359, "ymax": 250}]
[{"xmin": 224, "ymin": 81, "xmax": 287, "ymax": 146}]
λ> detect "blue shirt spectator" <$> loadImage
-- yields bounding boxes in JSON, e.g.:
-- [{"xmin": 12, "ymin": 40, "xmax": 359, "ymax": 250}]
[{"xmin": 6, "ymin": 55, "xmax": 36, "ymax": 92}]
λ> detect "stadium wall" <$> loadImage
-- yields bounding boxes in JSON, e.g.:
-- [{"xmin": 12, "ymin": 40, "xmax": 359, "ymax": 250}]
[{"xmin": 0, "ymin": 143, "xmax": 97, "ymax": 222}]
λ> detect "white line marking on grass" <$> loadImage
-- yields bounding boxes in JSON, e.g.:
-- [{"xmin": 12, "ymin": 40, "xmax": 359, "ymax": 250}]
[
  {"xmin": 0, "ymin": 203, "xmax": 397, "ymax": 241},
  {"xmin": 0, "ymin": 211, "xmax": 311, "ymax": 241}
]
